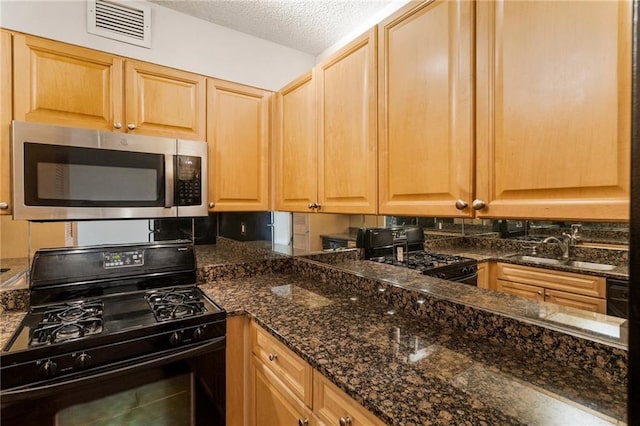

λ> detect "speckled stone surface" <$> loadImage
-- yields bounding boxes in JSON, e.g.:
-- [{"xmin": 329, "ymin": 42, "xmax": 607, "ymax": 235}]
[
  {"xmin": 300, "ymin": 249, "xmax": 360, "ymax": 264},
  {"xmin": 0, "ymin": 311, "xmax": 26, "ymax": 348},
  {"xmin": 292, "ymin": 259, "xmax": 627, "ymax": 386},
  {"xmin": 0, "ymin": 258, "xmax": 29, "ymax": 287},
  {"xmin": 431, "ymin": 236, "xmax": 630, "ymax": 272},
  {"xmin": 200, "ymin": 272, "xmax": 626, "ymax": 425}
]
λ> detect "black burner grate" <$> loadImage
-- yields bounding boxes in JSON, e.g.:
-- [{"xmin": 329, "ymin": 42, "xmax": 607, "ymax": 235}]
[
  {"xmin": 146, "ymin": 288, "xmax": 206, "ymax": 322},
  {"xmin": 30, "ymin": 301, "xmax": 104, "ymax": 346}
]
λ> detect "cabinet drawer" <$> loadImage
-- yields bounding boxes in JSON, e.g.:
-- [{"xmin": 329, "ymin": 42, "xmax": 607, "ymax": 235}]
[
  {"xmin": 251, "ymin": 322, "xmax": 312, "ymax": 407},
  {"xmin": 496, "ymin": 263, "xmax": 605, "ymax": 298},
  {"xmin": 496, "ymin": 279, "xmax": 544, "ymax": 301},
  {"xmin": 544, "ymin": 289, "xmax": 606, "ymax": 314},
  {"xmin": 313, "ymin": 371, "xmax": 385, "ymax": 426}
]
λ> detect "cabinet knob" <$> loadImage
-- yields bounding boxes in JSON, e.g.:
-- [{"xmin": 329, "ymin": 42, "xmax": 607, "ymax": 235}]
[
  {"xmin": 127, "ymin": 123, "xmax": 136, "ymax": 130},
  {"xmin": 298, "ymin": 418, "xmax": 309, "ymax": 426},
  {"xmin": 113, "ymin": 122, "xmax": 122, "ymax": 129},
  {"xmin": 268, "ymin": 353, "xmax": 278, "ymax": 361},
  {"xmin": 208, "ymin": 202, "xmax": 215, "ymax": 208},
  {"xmin": 472, "ymin": 199, "xmax": 486, "ymax": 210},
  {"xmin": 308, "ymin": 203, "xmax": 315, "ymax": 209},
  {"xmin": 339, "ymin": 416, "xmax": 353, "ymax": 426},
  {"xmin": 314, "ymin": 202, "xmax": 321, "ymax": 209},
  {"xmin": 537, "ymin": 290, "xmax": 543, "ymax": 295},
  {"xmin": 0, "ymin": 202, "xmax": 8, "ymax": 210},
  {"xmin": 455, "ymin": 199, "xmax": 468, "ymax": 210}
]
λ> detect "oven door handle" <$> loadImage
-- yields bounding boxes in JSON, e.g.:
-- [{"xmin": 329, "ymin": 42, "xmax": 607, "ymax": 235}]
[
  {"xmin": 451, "ymin": 272, "xmax": 478, "ymax": 283},
  {"xmin": 1, "ymin": 336, "xmax": 225, "ymax": 404}
]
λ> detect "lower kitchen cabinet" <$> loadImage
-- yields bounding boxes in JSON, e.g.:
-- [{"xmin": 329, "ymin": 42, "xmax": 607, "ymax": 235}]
[
  {"xmin": 250, "ymin": 356, "xmax": 316, "ymax": 426},
  {"xmin": 227, "ymin": 315, "xmax": 249, "ymax": 426},
  {"xmin": 495, "ymin": 263, "xmax": 606, "ymax": 314},
  {"xmin": 248, "ymin": 320, "xmax": 385, "ymax": 426},
  {"xmin": 313, "ymin": 372, "xmax": 385, "ymax": 426},
  {"xmin": 476, "ymin": 262, "xmax": 490, "ymax": 290}
]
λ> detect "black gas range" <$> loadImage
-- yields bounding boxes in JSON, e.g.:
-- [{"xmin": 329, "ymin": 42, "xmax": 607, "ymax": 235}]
[
  {"xmin": 1, "ymin": 241, "xmax": 226, "ymax": 425},
  {"xmin": 357, "ymin": 226, "xmax": 478, "ymax": 285}
]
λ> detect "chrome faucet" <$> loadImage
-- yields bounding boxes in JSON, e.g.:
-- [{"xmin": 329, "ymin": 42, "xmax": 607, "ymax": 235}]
[{"xmin": 542, "ymin": 236, "xmax": 570, "ymax": 259}]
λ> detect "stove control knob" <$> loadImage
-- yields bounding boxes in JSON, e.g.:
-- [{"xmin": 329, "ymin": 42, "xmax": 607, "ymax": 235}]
[
  {"xmin": 41, "ymin": 360, "xmax": 58, "ymax": 377},
  {"xmin": 169, "ymin": 331, "xmax": 183, "ymax": 346},
  {"xmin": 75, "ymin": 353, "xmax": 92, "ymax": 369},
  {"xmin": 192, "ymin": 327, "xmax": 204, "ymax": 341}
]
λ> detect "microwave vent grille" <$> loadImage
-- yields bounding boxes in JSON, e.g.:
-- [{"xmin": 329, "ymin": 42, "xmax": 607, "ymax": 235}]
[{"xmin": 87, "ymin": 0, "xmax": 151, "ymax": 48}]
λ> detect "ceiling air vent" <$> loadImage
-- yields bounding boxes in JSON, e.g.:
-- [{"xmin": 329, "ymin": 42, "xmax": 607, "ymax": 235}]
[{"xmin": 87, "ymin": 0, "xmax": 151, "ymax": 48}]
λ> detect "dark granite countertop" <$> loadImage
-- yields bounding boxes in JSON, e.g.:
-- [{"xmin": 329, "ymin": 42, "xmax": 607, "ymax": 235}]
[
  {"xmin": 0, "ymin": 258, "xmax": 29, "ymax": 288},
  {"xmin": 200, "ymin": 272, "xmax": 626, "ymax": 425}
]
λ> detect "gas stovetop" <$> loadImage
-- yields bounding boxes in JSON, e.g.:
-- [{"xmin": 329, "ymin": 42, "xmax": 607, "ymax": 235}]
[
  {"xmin": 370, "ymin": 251, "xmax": 477, "ymax": 273},
  {"xmin": 1, "ymin": 241, "xmax": 226, "ymax": 392},
  {"xmin": 357, "ymin": 226, "xmax": 477, "ymax": 281}
]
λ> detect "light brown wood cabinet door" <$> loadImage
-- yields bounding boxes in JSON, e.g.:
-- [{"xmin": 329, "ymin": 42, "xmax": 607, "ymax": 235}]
[
  {"xmin": 207, "ymin": 79, "xmax": 270, "ymax": 211},
  {"xmin": 13, "ymin": 34, "xmax": 123, "ymax": 131},
  {"xmin": 316, "ymin": 28, "xmax": 377, "ymax": 214},
  {"xmin": 544, "ymin": 289, "xmax": 606, "ymax": 314},
  {"xmin": 496, "ymin": 279, "xmax": 544, "ymax": 302},
  {"xmin": 475, "ymin": 0, "xmax": 631, "ymax": 220},
  {"xmin": 1, "ymin": 30, "xmax": 12, "ymax": 215},
  {"xmin": 249, "ymin": 357, "xmax": 314, "ymax": 426},
  {"xmin": 275, "ymin": 72, "xmax": 318, "ymax": 212},
  {"xmin": 125, "ymin": 60, "xmax": 206, "ymax": 140},
  {"xmin": 378, "ymin": 0, "xmax": 474, "ymax": 217}
]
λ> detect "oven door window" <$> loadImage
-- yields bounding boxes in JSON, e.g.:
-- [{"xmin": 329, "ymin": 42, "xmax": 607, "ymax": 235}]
[
  {"xmin": 24, "ymin": 142, "xmax": 165, "ymax": 207},
  {"xmin": 57, "ymin": 374, "xmax": 192, "ymax": 426}
]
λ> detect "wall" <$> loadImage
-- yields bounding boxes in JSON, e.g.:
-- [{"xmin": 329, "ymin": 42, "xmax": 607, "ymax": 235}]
[{"xmin": 0, "ymin": 0, "xmax": 315, "ymax": 91}]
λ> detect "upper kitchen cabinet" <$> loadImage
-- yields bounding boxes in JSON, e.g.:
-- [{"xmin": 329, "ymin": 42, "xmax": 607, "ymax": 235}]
[
  {"xmin": 378, "ymin": 0, "xmax": 474, "ymax": 217},
  {"xmin": 1, "ymin": 30, "xmax": 12, "ymax": 215},
  {"xmin": 13, "ymin": 35, "xmax": 206, "ymax": 140},
  {"xmin": 315, "ymin": 28, "xmax": 378, "ymax": 214},
  {"xmin": 207, "ymin": 79, "xmax": 271, "ymax": 211},
  {"xmin": 125, "ymin": 60, "xmax": 206, "ymax": 140},
  {"xmin": 275, "ymin": 72, "xmax": 317, "ymax": 212},
  {"xmin": 475, "ymin": 0, "xmax": 631, "ymax": 220},
  {"xmin": 13, "ymin": 34, "xmax": 123, "ymax": 132}
]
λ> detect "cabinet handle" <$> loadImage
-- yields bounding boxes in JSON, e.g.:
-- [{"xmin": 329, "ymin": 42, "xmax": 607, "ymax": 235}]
[
  {"xmin": 127, "ymin": 123, "xmax": 136, "ymax": 130},
  {"xmin": 308, "ymin": 203, "xmax": 315, "ymax": 209},
  {"xmin": 113, "ymin": 122, "xmax": 122, "ymax": 129},
  {"xmin": 298, "ymin": 418, "xmax": 309, "ymax": 426},
  {"xmin": 208, "ymin": 202, "xmax": 215, "ymax": 208},
  {"xmin": 268, "ymin": 353, "xmax": 278, "ymax": 361},
  {"xmin": 314, "ymin": 203, "xmax": 321, "ymax": 209},
  {"xmin": 339, "ymin": 416, "xmax": 353, "ymax": 426},
  {"xmin": 455, "ymin": 199, "xmax": 468, "ymax": 210},
  {"xmin": 471, "ymin": 199, "xmax": 486, "ymax": 210},
  {"xmin": 0, "ymin": 202, "xmax": 8, "ymax": 210},
  {"xmin": 537, "ymin": 290, "xmax": 543, "ymax": 295}
]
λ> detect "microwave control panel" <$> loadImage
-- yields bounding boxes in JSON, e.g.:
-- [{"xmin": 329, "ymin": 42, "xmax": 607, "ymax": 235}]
[{"xmin": 175, "ymin": 155, "xmax": 202, "ymax": 206}]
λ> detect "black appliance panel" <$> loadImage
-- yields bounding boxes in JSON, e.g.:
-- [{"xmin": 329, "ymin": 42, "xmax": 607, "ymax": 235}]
[{"xmin": 607, "ymin": 278, "xmax": 629, "ymax": 319}]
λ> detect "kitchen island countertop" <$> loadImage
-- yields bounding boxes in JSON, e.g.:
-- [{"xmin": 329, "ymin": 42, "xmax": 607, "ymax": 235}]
[{"xmin": 201, "ymin": 271, "xmax": 626, "ymax": 426}]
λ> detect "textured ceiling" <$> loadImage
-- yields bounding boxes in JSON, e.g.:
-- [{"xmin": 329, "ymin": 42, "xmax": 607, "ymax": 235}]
[{"xmin": 148, "ymin": 0, "xmax": 392, "ymax": 55}]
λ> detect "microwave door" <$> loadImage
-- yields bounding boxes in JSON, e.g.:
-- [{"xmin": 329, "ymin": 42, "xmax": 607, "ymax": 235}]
[
  {"xmin": 12, "ymin": 122, "xmax": 178, "ymax": 220},
  {"xmin": 176, "ymin": 139, "xmax": 207, "ymax": 217}
]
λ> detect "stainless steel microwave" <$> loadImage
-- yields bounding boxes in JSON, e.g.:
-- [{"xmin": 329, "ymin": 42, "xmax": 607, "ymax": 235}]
[{"xmin": 12, "ymin": 121, "xmax": 208, "ymax": 221}]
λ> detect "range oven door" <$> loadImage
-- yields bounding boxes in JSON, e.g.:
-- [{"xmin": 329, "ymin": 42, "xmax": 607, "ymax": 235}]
[{"xmin": 1, "ymin": 337, "xmax": 225, "ymax": 426}]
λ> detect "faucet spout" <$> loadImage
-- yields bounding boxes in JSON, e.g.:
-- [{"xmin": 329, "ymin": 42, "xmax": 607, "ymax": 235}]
[{"xmin": 542, "ymin": 236, "xmax": 570, "ymax": 259}]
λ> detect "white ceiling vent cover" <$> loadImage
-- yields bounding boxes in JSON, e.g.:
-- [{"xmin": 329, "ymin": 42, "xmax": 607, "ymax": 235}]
[{"xmin": 87, "ymin": 0, "xmax": 151, "ymax": 48}]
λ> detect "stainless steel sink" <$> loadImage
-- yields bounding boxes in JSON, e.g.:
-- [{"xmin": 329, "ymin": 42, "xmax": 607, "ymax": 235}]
[
  {"xmin": 511, "ymin": 256, "xmax": 615, "ymax": 271},
  {"xmin": 565, "ymin": 261, "xmax": 616, "ymax": 271},
  {"xmin": 518, "ymin": 256, "xmax": 563, "ymax": 265}
]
